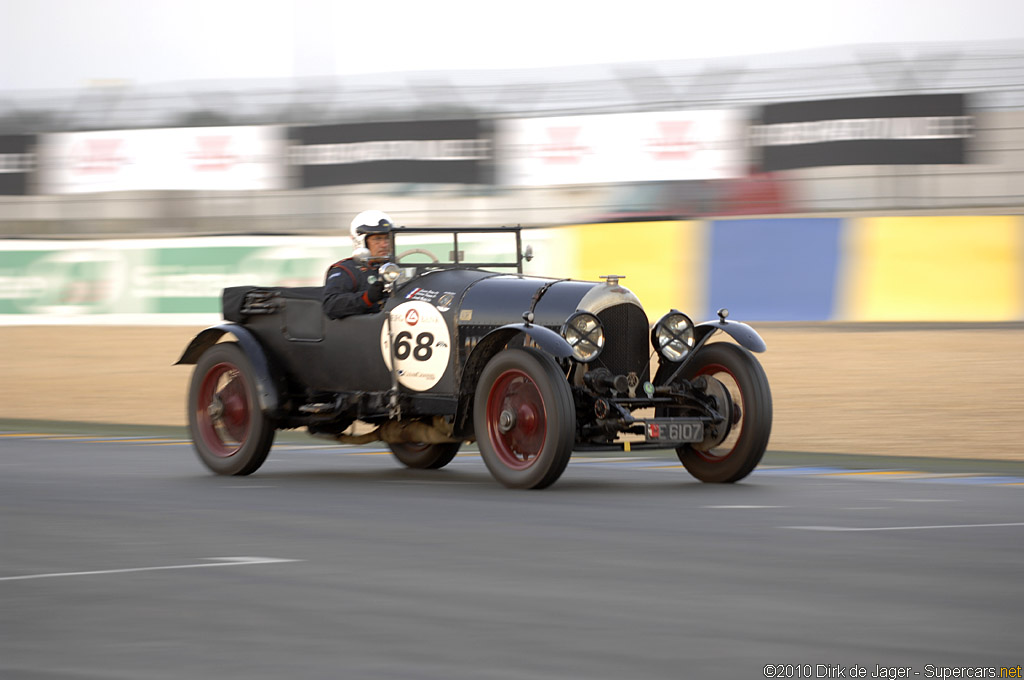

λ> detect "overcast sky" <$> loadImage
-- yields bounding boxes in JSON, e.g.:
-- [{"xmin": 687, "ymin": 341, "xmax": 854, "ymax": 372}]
[{"xmin": 2, "ymin": 0, "xmax": 1023, "ymax": 91}]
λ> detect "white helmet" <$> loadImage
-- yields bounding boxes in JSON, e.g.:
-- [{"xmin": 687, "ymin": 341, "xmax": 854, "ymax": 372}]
[{"xmin": 350, "ymin": 210, "xmax": 394, "ymax": 249}]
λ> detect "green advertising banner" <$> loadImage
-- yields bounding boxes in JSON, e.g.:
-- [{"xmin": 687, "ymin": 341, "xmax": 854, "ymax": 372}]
[
  {"xmin": 0, "ymin": 237, "xmax": 347, "ymax": 324},
  {"xmin": 0, "ymin": 232, "xmax": 537, "ymax": 325}
]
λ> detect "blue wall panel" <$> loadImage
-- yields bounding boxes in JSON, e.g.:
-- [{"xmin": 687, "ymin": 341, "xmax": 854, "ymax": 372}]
[{"xmin": 707, "ymin": 218, "xmax": 843, "ymax": 322}]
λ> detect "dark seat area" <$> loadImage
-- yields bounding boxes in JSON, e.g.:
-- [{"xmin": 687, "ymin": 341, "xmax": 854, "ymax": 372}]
[
  {"xmin": 222, "ymin": 286, "xmax": 324, "ymax": 322},
  {"xmin": 276, "ymin": 286, "xmax": 324, "ymax": 300}
]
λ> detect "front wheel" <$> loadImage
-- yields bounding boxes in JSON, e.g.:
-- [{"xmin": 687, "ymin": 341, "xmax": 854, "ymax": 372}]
[
  {"xmin": 473, "ymin": 348, "xmax": 576, "ymax": 489},
  {"xmin": 187, "ymin": 342, "xmax": 275, "ymax": 475},
  {"xmin": 674, "ymin": 343, "xmax": 772, "ymax": 483},
  {"xmin": 389, "ymin": 442, "xmax": 461, "ymax": 469}
]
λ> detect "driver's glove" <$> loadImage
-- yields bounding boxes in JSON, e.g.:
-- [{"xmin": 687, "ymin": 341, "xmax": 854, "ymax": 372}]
[{"xmin": 366, "ymin": 279, "xmax": 386, "ymax": 303}]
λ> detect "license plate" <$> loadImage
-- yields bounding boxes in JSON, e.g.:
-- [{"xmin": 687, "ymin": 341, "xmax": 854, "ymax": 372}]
[{"xmin": 644, "ymin": 419, "xmax": 704, "ymax": 444}]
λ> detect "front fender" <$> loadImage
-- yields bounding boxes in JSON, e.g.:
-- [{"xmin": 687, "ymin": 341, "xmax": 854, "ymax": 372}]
[
  {"xmin": 454, "ymin": 324, "xmax": 572, "ymax": 436},
  {"xmin": 694, "ymin": 319, "xmax": 767, "ymax": 353},
  {"xmin": 175, "ymin": 324, "xmax": 280, "ymax": 414},
  {"xmin": 492, "ymin": 323, "xmax": 574, "ymax": 358}
]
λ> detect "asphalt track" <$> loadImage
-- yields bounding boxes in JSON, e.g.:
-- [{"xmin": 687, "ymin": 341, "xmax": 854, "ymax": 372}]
[{"xmin": 3, "ymin": 433, "xmax": 1024, "ymax": 680}]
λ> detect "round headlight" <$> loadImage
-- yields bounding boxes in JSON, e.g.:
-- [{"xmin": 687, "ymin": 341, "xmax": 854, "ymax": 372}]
[
  {"xmin": 652, "ymin": 311, "xmax": 695, "ymax": 362},
  {"xmin": 561, "ymin": 312, "xmax": 605, "ymax": 363}
]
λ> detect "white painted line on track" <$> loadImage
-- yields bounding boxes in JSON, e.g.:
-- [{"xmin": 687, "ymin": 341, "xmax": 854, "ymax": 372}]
[
  {"xmin": 782, "ymin": 522, "xmax": 1024, "ymax": 532},
  {"xmin": 703, "ymin": 505, "xmax": 787, "ymax": 509},
  {"xmin": 840, "ymin": 507, "xmax": 891, "ymax": 511},
  {"xmin": 87, "ymin": 440, "xmax": 183, "ymax": 446},
  {"xmin": 875, "ymin": 498, "xmax": 960, "ymax": 502},
  {"xmin": 383, "ymin": 480, "xmax": 482, "ymax": 485},
  {"xmin": 0, "ymin": 556, "xmax": 302, "ymax": 582},
  {"xmin": 1, "ymin": 434, "xmax": 106, "ymax": 441}
]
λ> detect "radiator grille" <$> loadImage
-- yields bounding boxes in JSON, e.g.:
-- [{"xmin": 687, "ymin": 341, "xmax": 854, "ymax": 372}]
[{"xmin": 595, "ymin": 303, "xmax": 650, "ymax": 379}]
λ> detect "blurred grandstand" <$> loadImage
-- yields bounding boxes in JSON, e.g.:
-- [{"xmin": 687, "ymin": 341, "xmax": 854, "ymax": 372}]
[{"xmin": 1, "ymin": 40, "xmax": 1022, "ymax": 238}]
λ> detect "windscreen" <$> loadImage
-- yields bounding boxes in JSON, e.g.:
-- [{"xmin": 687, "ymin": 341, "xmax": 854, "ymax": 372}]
[{"xmin": 390, "ymin": 229, "xmax": 522, "ymax": 272}]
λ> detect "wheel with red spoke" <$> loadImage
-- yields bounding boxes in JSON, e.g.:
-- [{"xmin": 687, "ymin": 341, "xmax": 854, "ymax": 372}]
[
  {"xmin": 389, "ymin": 441, "xmax": 461, "ymax": 469},
  {"xmin": 474, "ymin": 348, "xmax": 575, "ymax": 489},
  {"xmin": 675, "ymin": 343, "xmax": 772, "ymax": 483},
  {"xmin": 188, "ymin": 342, "xmax": 275, "ymax": 475}
]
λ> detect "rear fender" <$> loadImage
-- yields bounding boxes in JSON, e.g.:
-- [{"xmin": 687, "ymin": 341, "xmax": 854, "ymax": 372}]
[{"xmin": 175, "ymin": 324, "xmax": 280, "ymax": 414}]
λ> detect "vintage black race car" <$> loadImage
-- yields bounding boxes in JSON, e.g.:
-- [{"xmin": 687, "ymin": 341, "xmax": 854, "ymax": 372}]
[{"xmin": 177, "ymin": 226, "xmax": 772, "ymax": 489}]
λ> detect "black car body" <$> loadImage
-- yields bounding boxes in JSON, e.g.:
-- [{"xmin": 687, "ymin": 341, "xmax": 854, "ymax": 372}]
[{"xmin": 178, "ymin": 226, "xmax": 772, "ymax": 488}]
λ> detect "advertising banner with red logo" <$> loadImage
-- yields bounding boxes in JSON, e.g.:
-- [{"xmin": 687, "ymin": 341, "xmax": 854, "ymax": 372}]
[
  {"xmin": 37, "ymin": 127, "xmax": 286, "ymax": 193},
  {"xmin": 499, "ymin": 110, "xmax": 744, "ymax": 186}
]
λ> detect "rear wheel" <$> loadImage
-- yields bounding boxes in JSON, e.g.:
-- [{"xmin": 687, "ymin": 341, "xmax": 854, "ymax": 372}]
[
  {"xmin": 187, "ymin": 342, "xmax": 275, "ymax": 475},
  {"xmin": 389, "ymin": 442, "xmax": 461, "ymax": 469},
  {"xmin": 473, "ymin": 348, "xmax": 576, "ymax": 489},
  {"xmin": 673, "ymin": 343, "xmax": 772, "ymax": 483}
]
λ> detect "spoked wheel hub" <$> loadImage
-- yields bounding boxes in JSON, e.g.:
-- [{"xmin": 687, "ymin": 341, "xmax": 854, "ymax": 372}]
[
  {"xmin": 197, "ymin": 363, "xmax": 251, "ymax": 458},
  {"xmin": 692, "ymin": 367, "xmax": 737, "ymax": 460},
  {"xmin": 497, "ymin": 409, "xmax": 517, "ymax": 433},
  {"xmin": 207, "ymin": 397, "xmax": 224, "ymax": 420},
  {"xmin": 486, "ymin": 368, "xmax": 547, "ymax": 471}
]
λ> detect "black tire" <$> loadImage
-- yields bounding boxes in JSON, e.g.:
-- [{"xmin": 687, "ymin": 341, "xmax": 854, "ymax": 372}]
[
  {"xmin": 674, "ymin": 343, "xmax": 772, "ymax": 483},
  {"xmin": 389, "ymin": 441, "xmax": 461, "ymax": 470},
  {"xmin": 187, "ymin": 342, "xmax": 275, "ymax": 476},
  {"xmin": 473, "ymin": 348, "xmax": 576, "ymax": 489}
]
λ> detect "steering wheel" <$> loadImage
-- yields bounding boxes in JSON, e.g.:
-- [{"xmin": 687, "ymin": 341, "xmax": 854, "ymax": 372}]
[{"xmin": 395, "ymin": 248, "xmax": 441, "ymax": 264}]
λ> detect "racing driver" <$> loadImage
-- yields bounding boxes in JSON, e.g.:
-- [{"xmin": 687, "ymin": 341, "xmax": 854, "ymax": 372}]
[{"xmin": 322, "ymin": 209, "xmax": 393, "ymax": 319}]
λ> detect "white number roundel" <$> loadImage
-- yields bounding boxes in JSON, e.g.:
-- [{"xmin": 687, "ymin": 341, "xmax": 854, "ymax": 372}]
[{"xmin": 380, "ymin": 300, "xmax": 452, "ymax": 391}]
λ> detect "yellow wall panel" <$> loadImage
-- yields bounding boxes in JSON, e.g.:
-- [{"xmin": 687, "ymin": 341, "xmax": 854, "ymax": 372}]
[
  {"xmin": 840, "ymin": 216, "xmax": 1022, "ymax": 321},
  {"xmin": 557, "ymin": 221, "xmax": 708, "ymax": 322}
]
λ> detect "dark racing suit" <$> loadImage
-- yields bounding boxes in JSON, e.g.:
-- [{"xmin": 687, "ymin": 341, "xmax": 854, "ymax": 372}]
[{"xmin": 322, "ymin": 258, "xmax": 385, "ymax": 319}]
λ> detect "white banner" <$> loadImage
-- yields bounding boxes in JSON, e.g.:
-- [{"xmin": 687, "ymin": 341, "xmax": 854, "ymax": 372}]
[
  {"xmin": 499, "ymin": 110, "xmax": 744, "ymax": 186},
  {"xmin": 37, "ymin": 126, "xmax": 287, "ymax": 193}
]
